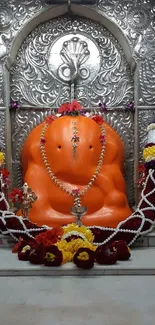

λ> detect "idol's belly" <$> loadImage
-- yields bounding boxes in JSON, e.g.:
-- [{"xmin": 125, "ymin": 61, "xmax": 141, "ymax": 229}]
[{"xmin": 48, "ymin": 184, "xmax": 105, "ymax": 215}]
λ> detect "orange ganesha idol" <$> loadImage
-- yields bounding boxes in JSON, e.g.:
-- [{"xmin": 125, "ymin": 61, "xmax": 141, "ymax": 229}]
[{"xmin": 21, "ymin": 100, "xmax": 132, "ymax": 228}]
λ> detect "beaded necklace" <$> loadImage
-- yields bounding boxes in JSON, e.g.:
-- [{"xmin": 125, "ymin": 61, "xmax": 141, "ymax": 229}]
[{"xmin": 40, "ymin": 117, "xmax": 106, "ymax": 224}]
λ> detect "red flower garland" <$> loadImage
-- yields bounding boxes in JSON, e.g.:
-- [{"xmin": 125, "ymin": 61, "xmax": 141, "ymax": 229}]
[{"xmin": 58, "ymin": 100, "xmax": 82, "ymax": 113}]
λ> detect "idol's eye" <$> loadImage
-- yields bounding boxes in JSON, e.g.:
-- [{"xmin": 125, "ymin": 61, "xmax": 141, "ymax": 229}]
[
  {"xmin": 89, "ymin": 145, "xmax": 93, "ymax": 149},
  {"xmin": 58, "ymin": 145, "xmax": 61, "ymax": 149}
]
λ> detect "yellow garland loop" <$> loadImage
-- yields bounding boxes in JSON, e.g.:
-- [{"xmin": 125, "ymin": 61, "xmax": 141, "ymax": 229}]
[
  {"xmin": 63, "ymin": 223, "xmax": 94, "ymax": 243},
  {"xmin": 143, "ymin": 146, "xmax": 155, "ymax": 161}
]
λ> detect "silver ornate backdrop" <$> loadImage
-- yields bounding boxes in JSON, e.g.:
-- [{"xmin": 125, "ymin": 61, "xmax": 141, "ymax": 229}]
[{"xmin": 0, "ymin": 0, "xmax": 155, "ymax": 208}]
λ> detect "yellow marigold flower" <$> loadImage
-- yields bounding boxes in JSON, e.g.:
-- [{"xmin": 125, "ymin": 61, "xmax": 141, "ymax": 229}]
[
  {"xmin": 69, "ymin": 238, "xmax": 84, "ymax": 254},
  {"xmin": 64, "ymin": 238, "xmax": 97, "ymax": 254},
  {"xmin": 54, "ymin": 240, "xmax": 73, "ymax": 264},
  {"xmin": 0, "ymin": 152, "xmax": 5, "ymax": 165},
  {"xmin": 143, "ymin": 146, "xmax": 155, "ymax": 161},
  {"xmin": 78, "ymin": 251, "xmax": 89, "ymax": 261},
  {"xmin": 63, "ymin": 223, "xmax": 94, "ymax": 243},
  {"xmin": 62, "ymin": 251, "xmax": 73, "ymax": 264},
  {"xmin": 55, "ymin": 240, "xmax": 70, "ymax": 252},
  {"xmin": 79, "ymin": 241, "xmax": 97, "ymax": 252}
]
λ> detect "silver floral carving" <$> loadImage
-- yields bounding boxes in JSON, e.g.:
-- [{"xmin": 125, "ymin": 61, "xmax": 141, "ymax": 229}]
[
  {"xmin": 0, "ymin": 0, "xmax": 44, "ymax": 60},
  {"xmin": 138, "ymin": 58, "xmax": 155, "ymax": 105},
  {"xmin": 138, "ymin": 109, "xmax": 155, "ymax": 161},
  {"xmin": 11, "ymin": 16, "xmax": 133, "ymax": 107},
  {"xmin": 0, "ymin": 36, "xmax": 7, "ymax": 59},
  {"xmin": 97, "ymin": 0, "xmax": 154, "ymax": 41},
  {"xmin": 0, "ymin": 111, "xmax": 5, "ymax": 151},
  {"xmin": 0, "ymin": 5, "xmax": 13, "ymax": 32},
  {"xmin": 0, "ymin": 66, "xmax": 4, "ymax": 106},
  {"xmin": 127, "ymin": 6, "xmax": 150, "ymax": 32},
  {"xmin": 11, "ymin": 108, "xmax": 53, "ymax": 188},
  {"xmin": 97, "ymin": 1, "xmax": 155, "ymax": 106}
]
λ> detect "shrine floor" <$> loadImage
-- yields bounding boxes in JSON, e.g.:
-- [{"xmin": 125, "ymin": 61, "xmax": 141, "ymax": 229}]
[{"xmin": 0, "ymin": 275, "xmax": 154, "ymax": 325}]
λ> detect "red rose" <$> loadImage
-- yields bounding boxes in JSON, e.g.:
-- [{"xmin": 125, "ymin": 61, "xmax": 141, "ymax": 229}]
[
  {"xmin": 1, "ymin": 168, "xmax": 9, "ymax": 178},
  {"xmin": 44, "ymin": 245, "xmax": 63, "ymax": 266},
  {"xmin": 99, "ymin": 135, "xmax": 106, "ymax": 144},
  {"xmin": 46, "ymin": 116, "xmax": 55, "ymax": 124},
  {"xmin": 95, "ymin": 244, "xmax": 117, "ymax": 265},
  {"xmin": 40, "ymin": 137, "xmax": 46, "ymax": 144},
  {"xmin": 18, "ymin": 244, "xmax": 32, "ymax": 261},
  {"xmin": 111, "ymin": 240, "xmax": 131, "ymax": 261},
  {"xmin": 91, "ymin": 227, "xmax": 113, "ymax": 243},
  {"xmin": 73, "ymin": 248, "xmax": 95, "ymax": 269},
  {"xmin": 29, "ymin": 244, "xmax": 46, "ymax": 264},
  {"xmin": 69, "ymin": 100, "xmax": 82, "ymax": 112},
  {"xmin": 138, "ymin": 164, "xmax": 146, "ymax": 174},
  {"xmin": 92, "ymin": 116, "xmax": 104, "ymax": 125}
]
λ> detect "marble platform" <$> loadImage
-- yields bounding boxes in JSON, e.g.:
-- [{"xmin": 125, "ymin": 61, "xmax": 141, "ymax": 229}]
[
  {"xmin": 133, "ymin": 230, "xmax": 155, "ymax": 247},
  {"xmin": 0, "ymin": 246, "xmax": 155, "ymax": 276},
  {"xmin": 0, "ymin": 231, "xmax": 155, "ymax": 276},
  {"xmin": 1, "ymin": 275, "xmax": 155, "ymax": 325}
]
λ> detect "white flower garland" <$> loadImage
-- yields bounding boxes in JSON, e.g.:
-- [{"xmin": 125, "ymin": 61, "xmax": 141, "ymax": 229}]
[
  {"xmin": 0, "ymin": 169, "xmax": 155, "ymax": 247},
  {"xmin": 62, "ymin": 231, "xmax": 90, "ymax": 243}
]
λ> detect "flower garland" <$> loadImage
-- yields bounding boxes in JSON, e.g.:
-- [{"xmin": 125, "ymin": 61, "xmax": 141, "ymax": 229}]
[
  {"xmin": 62, "ymin": 224, "xmax": 94, "ymax": 243},
  {"xmin": 11, "ymin": 223, "xmax": 131, "ymax": 269}
]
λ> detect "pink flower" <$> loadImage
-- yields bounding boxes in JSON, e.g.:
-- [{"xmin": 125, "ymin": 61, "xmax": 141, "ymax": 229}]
[
  {"xmin": 99, "ymin": 135, "xmax": 105, "ymax": 144},
  {"xmin": 40, "ymin": 138, "xmax": 46, "ymax": 144},
  {"xmin": 72, "ymin": 189, "xmax": 80, "ymax": 196}
]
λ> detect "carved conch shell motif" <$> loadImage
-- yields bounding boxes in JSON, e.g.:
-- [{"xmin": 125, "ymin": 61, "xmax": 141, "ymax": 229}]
[{"xmin": 58, "ymin": 37, "xmax": 90, "ymax": 82}]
